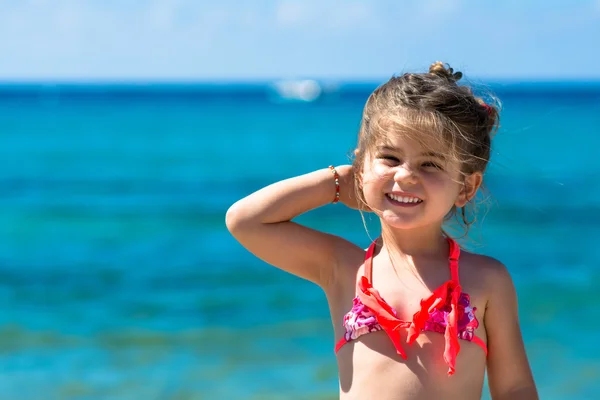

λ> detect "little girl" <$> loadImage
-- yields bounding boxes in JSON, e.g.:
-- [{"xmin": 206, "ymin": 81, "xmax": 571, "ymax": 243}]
[{"xmin": 226, "ymin": 62, "xmax": 538, "ymax": 400}]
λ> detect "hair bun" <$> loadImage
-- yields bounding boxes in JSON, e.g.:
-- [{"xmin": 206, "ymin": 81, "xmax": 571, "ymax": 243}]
[{"xmin": 429, "ymin": 61, "xmax": 463, "ymax": 83}]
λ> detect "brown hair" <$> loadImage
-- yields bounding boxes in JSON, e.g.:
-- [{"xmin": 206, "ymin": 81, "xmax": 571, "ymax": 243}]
[{"xmin": 352, "ymin": 61, "xmax": 500, "ymax": 236}]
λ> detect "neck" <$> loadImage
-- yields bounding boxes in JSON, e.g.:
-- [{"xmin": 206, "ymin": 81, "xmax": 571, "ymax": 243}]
[{"xmin": 380, "ymin": 223, "xmax": 448, "ymax": 258}]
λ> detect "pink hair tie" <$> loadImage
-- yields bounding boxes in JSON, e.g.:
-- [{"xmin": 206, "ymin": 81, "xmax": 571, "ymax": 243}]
[{"xmin": 482, "ymin": 103, "xmax": 493, "ymax": 115}]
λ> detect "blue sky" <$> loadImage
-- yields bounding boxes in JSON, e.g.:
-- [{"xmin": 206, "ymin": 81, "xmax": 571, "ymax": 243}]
[{"xmin": 1, "ymin": 0, "xmax": 599, "ymax": 81}]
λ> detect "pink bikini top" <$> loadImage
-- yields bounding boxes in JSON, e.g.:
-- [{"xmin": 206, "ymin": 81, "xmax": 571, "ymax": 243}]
[{"xmin": 335, "ymin": 237, "xmax": 487, "ymax": 376}]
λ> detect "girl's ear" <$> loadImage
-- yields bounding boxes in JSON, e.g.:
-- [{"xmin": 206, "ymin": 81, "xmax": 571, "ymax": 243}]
[{"xmin": 455, "ymin": 172, "xmax": 482, "ymax": 207}]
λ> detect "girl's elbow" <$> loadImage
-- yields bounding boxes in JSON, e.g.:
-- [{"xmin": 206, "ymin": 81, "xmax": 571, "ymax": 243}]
[
  {"xmin": 225, "ymin": 200, "xmax": 262, "ymax": 235},
  {"xmin": 225, "ymin": 202, "xmax": 246, "ymax": 233}
]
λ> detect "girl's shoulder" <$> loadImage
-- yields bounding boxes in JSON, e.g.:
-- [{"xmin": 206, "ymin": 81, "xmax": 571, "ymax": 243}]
[
  {"xmin": 458, "ymin": 250, "xmax": 516, "ymax": 300},
  {"xmin": 460, "ymin": 250, "xmax": 508, "ymax": 274}
]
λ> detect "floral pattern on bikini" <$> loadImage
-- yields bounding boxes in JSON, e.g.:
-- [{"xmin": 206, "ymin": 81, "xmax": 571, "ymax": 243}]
[
  {"xmin": 341, "ymin": 296, "xmax": 385, "ymax": 341},
  {"xmin": 341, "ymin": 292, "xmax": 479, "ymax": 343},
  {"xmin": 423, "ymin": 292, "xmax": 479, "ymax": 341}
]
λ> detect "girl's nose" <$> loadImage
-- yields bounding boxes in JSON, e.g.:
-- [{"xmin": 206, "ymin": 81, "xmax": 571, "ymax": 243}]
[{"xmin": 394, "ymin": 165, "xmax": 418, "ymax": 185}]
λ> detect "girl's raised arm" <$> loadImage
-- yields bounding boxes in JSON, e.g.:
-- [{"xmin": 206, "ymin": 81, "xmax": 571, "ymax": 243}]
[{"xmin": 225, "ymin": 165, "xmax": 359, "ymax": 288}]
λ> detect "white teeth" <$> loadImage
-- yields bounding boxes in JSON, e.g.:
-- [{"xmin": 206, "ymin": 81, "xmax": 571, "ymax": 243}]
[{"xmin": 387, "ymin": 194, "xmax": 422, "ymax": 203}]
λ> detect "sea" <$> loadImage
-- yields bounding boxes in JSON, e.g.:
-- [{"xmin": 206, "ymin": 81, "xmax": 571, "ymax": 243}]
[{"xmin": 0, "ymin": 80, "xmax": 599, "ymax": 399}]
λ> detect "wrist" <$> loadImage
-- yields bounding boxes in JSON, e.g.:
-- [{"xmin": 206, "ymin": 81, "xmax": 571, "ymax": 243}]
[{"xmin": 328, "ymin": 165, "xmax": 359, "ymax": 209}]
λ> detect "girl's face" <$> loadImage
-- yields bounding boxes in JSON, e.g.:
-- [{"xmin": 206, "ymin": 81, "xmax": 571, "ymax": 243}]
[{"xmin": 360, "ymin": 133, "xmax": 481, "ymax": 231}]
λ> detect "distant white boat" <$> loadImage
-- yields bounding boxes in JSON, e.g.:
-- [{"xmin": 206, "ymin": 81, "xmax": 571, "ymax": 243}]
[{"xmin": 270, "ymin": 79, "xmax": 322, "ymax": 102}]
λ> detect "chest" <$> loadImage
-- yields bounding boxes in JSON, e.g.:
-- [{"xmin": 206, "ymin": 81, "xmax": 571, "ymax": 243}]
[{"xmin": 344, "ymin": 257, "xmax": 486, "ymax": 322}]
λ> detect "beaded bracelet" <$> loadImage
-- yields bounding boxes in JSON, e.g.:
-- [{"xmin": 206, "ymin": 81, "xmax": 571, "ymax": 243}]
[{"xmin": 328, "ymin": 165, "xmax": 340, "ymax": 204}]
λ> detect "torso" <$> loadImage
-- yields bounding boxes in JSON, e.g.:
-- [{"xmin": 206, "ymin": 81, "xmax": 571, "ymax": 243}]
[{"xmin": 325, "ymin": 239, "xmax": 491, "ymax": 400}]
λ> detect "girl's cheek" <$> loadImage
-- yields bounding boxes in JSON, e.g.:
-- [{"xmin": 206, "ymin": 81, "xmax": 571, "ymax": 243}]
[{"xmin": 371, "ymin": 163, "xmax": 390, "ymax": 177}]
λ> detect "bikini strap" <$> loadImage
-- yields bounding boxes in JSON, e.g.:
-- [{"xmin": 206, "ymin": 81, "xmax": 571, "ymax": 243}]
[
  {"xmin": 363, "ymin": 239, "xmax": 378, "ymax": 283},
  {"xmin": 471, "ymin": 335, "xmax": 488, "ymax": 356},
  {"xmin": 447, "ymin": 237, "xmax": 460, "ymax": 284},
  {"xmin": 366, "ymin": 238, "xmax": 459, "ymax": 283}
]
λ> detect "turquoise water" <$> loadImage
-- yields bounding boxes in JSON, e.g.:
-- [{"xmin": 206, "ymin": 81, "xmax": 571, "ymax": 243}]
[{"xmin": 0, "ymin": 82, "xmax": 599, "ymax": 399}]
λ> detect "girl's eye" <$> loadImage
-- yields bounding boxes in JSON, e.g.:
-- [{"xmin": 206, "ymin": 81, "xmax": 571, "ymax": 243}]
[
  {"xmin": 379, "ymin": 154, "xmax": 400, "ymax": 162},
  {"xmin": 422, "ymin": 161, "xmax": 443, "ymax": 170}
]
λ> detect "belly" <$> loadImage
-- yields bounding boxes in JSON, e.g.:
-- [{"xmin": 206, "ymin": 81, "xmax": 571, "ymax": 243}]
[{"xmin": 337, "ymin": 330, "xmax": 486, "ymax": 400}]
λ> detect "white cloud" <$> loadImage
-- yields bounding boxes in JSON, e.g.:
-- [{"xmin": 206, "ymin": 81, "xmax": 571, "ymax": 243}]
[
  {"xmin": 275, "ymin": 1, "xmax": 309, "ymax": 27},
  {"xmin": 274, "ymin": 1, "xmax": 383, "ymax": 32},
  {"xmin": 416, "ymin": 0, "xmax": 463, "ymax": 19}
]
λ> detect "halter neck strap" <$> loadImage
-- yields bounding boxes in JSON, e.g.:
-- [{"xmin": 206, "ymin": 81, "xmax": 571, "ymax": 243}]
[
  {"xmin": 362, "ymin": 237, "xmax": 461, "ymax": 284},
  {"xmin": 363, "ymin": 239, "xmax": 377, "ymax": 283},
  {"xmin": 447, "ymin": 237, "xmax": 461, "ymax": 284}
]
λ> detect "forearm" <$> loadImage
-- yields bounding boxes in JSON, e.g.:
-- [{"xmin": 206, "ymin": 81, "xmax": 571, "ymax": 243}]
[{"xmin": 227, "ymin": 165, "xmax": 354, "ymax": 226}]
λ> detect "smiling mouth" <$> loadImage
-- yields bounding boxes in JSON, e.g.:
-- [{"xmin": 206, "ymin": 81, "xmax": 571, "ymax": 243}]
[{"xmin": 386, "ymin": 193, "xmax": 423, "ymax": 204}]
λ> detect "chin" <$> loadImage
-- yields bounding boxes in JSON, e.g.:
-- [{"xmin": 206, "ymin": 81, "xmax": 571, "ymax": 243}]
[{"xmin": 379, "ymin": 212, "xmax": 427, "ymax": 231}]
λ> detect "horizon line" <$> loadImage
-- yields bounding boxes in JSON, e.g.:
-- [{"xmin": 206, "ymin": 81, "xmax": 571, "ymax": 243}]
[{"xmin": 1, "ymin": 77, "xmax": 600, "ymax": 85}]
